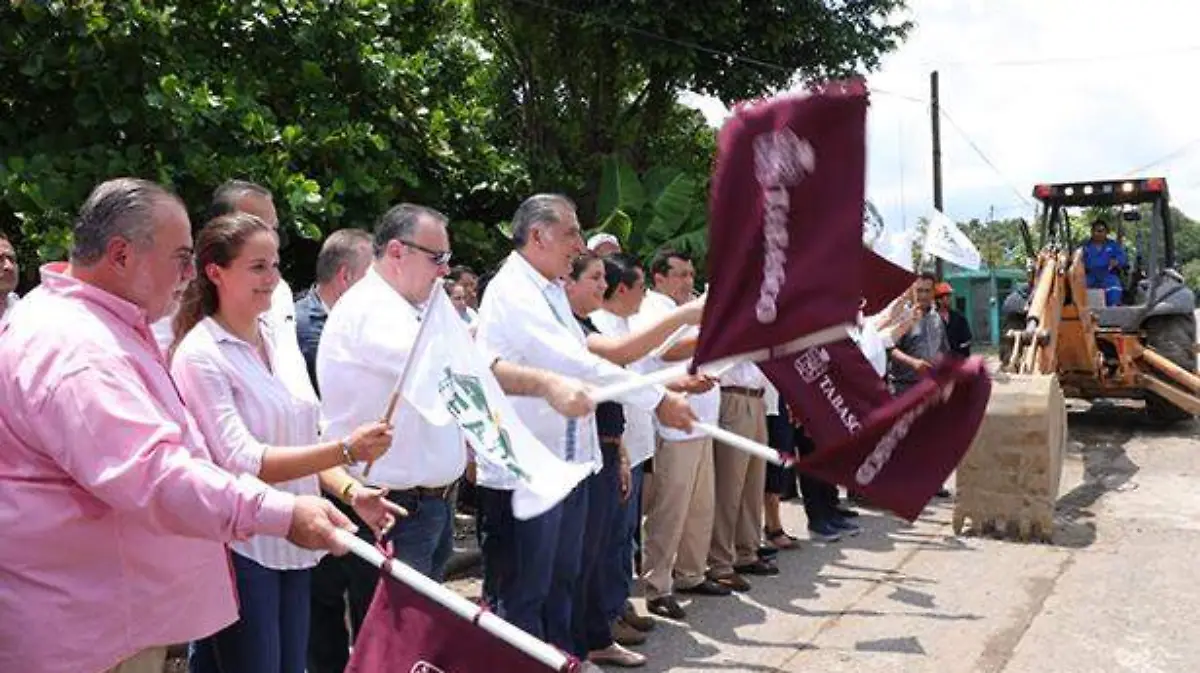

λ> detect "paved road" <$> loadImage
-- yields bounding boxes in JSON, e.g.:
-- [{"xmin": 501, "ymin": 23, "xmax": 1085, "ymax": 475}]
[{"xmin": 614, "ymin": 402, "xmax": 1200, "ymax": 672}]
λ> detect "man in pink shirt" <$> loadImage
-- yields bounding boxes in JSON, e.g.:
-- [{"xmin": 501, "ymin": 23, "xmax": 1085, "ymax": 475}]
[{"xmin": 0, "ymin": 178, "xmax": 358, "ymax": 673}]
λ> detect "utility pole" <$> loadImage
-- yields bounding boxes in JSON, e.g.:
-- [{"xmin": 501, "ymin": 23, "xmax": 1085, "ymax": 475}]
[{"xmin": 931, "ymin": 70, "xmax": 944, "ymax": 279}]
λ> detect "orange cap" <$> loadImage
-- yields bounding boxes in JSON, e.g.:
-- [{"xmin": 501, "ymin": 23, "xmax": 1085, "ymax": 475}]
[{"xmin": 935, "ymin": 282, "xmax": 953, "ymax": 296}]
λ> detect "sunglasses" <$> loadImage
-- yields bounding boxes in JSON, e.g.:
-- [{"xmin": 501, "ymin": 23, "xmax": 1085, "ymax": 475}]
[{"xmin": 400, "ymin": 240, "xmax": 452, "ymax": 266}]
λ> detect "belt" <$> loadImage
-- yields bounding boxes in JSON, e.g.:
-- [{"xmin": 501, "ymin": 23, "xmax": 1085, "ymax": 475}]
[
  {"xmin": 390, "ymin": 483, "xmax": 456, "ymax": 500},
  {"xmin": 598, "ymin": 435, "xmax": 623, "ymax": 444},
  {"xmin": 722, "ymin": 386, "xmax": 765, "ymax": 398}
]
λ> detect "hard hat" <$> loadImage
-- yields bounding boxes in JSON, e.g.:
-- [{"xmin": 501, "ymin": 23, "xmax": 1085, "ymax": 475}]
[{"xmin": 587, "ymin": 233, "xmax": 620, "ymax": 251}]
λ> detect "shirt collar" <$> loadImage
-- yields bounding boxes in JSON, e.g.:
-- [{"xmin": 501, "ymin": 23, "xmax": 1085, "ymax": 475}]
[
  {"xmin": 507, "ymin": 250, "xmax": 561, "ymax": 294},
  {"xmin": 203, "ymin": 314, "xmax": 273, "ymax": 346},
  {"xmin": 38, "ymin": 262, "xmax": 151, "ymax": 329},
  {"xmin": 361, "ymin": 265, "xmax": 422, "ymax": 317},
  {"xmin": 308, "ymin": 286, "xmax": 331, "ymax": 314}
]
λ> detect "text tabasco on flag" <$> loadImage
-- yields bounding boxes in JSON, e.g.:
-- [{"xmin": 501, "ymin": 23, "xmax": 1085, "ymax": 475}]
[{"xmin": 695, "ymin": 82, "xmax": 992, "ymax": 519}]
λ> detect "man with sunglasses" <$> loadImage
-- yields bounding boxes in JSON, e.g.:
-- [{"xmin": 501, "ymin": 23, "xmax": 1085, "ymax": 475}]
[{"xmin": 314, "ymin": 203, "xmax": 596, "ymax": 665}]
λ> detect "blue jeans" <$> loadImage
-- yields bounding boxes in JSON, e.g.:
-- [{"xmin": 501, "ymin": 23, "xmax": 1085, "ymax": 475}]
[
  {"xmin": 189, "ymin": 552, "xmax": 312, "ymax": 673},
  {"xmin": 573, "ymin": 442, "xmax": 625, "ymax": 654},
  {"xmin": 603, "ymin": 461, "xmax": 643, "ymax": 622},
  {"xmin": 478, "ymin": 482, "xmax": 588, "ymax": 652},
  {"xmin": 382, "ymin": 491, "xmax": 454, "ymax": 581}
]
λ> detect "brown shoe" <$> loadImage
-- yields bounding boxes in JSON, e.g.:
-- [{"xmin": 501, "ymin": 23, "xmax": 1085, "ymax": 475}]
[
  {"xmin": 611, "ymin": 618, "xmax": 647, "ymax": 646},
  {"xmin": 646, "ymin": 596, "xmax": 686, "ymax": 620},
  {"xmin": 588, "ymin": 643, "xmax": 647, "ymax": 667},
  {"xmin": 711, "ymin": 573, "xmax": 751, "ymax": 592},
  {"xmin": 622, "ymin": 601, "xmax": 656, "ymax": 632}
]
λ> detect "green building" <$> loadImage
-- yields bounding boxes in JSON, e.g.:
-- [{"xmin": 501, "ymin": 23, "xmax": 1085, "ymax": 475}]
[{"xmin": 944, "ymin": 267, "xmax": 1027, "ymax": 346}]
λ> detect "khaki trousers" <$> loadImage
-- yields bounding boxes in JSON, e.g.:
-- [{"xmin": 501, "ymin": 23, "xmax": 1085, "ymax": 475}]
[
  {"xmin": 708, "ymin": 392, "xmax": 768, "ymax": 575},
  {"xmin": 641, "ymin": 436, "xmax": 714, "ymax": 599},
  {"xmin": 104, "ymin": 646, "xmax": 167, "ymax": 673}
]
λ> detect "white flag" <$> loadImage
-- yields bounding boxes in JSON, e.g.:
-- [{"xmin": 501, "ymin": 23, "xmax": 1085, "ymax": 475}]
[
  {"xmin": 872, "ymin": 222, "xmax": 916, "ymax": 272},
  {"xmin": 923, "ymin": 210, "xmax": 982, "ymax": 271},
  {"xmin": 400, "ymin": 286, "xmax": 592, "ymax": 519}
]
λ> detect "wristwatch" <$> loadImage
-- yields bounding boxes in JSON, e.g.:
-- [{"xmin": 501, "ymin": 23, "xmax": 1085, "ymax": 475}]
[{"xmin": 340, "ymin": 439, "xmax": 355, "ymax": 465}]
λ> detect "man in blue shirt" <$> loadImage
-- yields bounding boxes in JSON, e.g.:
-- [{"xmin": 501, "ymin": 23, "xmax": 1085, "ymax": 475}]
[{"xmin": 1081, "ymin": 220, "xmax": 1128, "ymax": 307}]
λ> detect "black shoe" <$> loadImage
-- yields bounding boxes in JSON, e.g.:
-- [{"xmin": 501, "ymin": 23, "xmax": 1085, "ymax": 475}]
[
  {"xmin": 677, "ymin": 578, "xmax": 733, "ymax": 596},
  {"xmin": 757, "ymin": 545, "xmax": 779, "ymax": 560},
  {"xmin": 831, "ymin": 516, "xmax": 862, "ymax": 537},
  {"xmin": 936, "ymin": 488, "xmax": 952, "ymax": 498},
  {"xmin": 646, "ymin": 596, "xmax": 686, "ymax": 620},
  {"xmin": 835, "ymin": 506, "xmax": 860, "ymax": 518},
  {"xmin": 733, "ymin": 559, "xmax": 780, "ymax": 576}
]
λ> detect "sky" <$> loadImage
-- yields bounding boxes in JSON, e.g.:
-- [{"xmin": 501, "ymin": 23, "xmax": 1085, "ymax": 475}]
[{"xmin": 680, "ymin": 0, "xmax": 1200, "ymax": 233}]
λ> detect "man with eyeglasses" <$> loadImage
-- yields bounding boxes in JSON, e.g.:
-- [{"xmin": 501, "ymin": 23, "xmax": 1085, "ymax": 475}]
[{"xmin": 314, "ymin": 203, "xmax": 596, "ymax": 665}]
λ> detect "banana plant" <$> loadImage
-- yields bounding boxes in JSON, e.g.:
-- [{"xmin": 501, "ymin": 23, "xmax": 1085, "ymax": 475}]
[{"xmin": 591, "ymin": 154, "xmax": 709, "ymax": 265}]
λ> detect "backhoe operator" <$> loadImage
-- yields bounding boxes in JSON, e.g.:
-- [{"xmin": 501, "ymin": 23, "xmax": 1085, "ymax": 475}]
[{"xmin": 1081, "ymin": 220, "xmax": 1127, "ymax": 307}]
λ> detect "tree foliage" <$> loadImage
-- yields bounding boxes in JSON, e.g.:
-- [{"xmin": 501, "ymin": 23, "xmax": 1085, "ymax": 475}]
[
  {"xmin": 1, "ymin": 0, "xmax": 914, "ymax": 289},
  {"xmin": 0, "ymin": 0, "xmax": 521, "ymax": 286},
  {"xmin": 472, "ymin": 0, "xmax": 912, "ymax": 221}
]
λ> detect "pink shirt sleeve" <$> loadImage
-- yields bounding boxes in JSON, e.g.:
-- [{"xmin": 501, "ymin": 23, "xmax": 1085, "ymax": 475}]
[
  {"xmin": 172, "ymin": 350, "xmax": 269, "ymax": 477},
  {"xmin": 31, "ymin": 363, "xmax": 294, "ymax": 541}
]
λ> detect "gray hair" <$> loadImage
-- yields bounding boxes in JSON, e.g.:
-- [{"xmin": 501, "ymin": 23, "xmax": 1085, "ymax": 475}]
[
  {"xmin": 210, "ymin": 180, "xmax": 272, "ymax": 220},
  {"xmin": 315, "ymin": 228, "xmax": 373, "ymax": 284},
  {"xmin": 71, "ymin": 178, "xmax": 181, "ymax": 266},
  {"xmin": 511, "ymin": 194, "xmax": 576, "ymax": 248},
  {"xmin": 373, "ymin": 203, "xmax": 448, "ymax": 257}
]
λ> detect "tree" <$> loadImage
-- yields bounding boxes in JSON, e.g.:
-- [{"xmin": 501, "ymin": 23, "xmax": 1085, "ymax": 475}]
[
  {"xmin": 471, "ymin": 0, "xmax": 912, "ymax": 221},
  {"xmin": 0, "ymin": 1, "xmax": 522, "ymax": 287}
]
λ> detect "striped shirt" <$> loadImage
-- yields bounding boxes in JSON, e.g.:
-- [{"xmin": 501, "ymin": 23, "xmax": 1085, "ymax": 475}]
[{"xmin": 172, "ymin": 316, "xmax": 324, "ymax": 570}]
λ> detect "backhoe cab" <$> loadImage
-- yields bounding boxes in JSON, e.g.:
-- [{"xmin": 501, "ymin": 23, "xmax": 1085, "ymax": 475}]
[
  {"xmin": 1000, "ymin": 176, "xmax": 1197, "ymax": 422},
  {"xmin": 955, "ymin": 176, "xmax": 1199, "ymax": 543}
]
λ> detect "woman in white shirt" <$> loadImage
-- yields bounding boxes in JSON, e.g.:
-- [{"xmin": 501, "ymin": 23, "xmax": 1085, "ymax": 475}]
[
  {"xmin": 566, "ymin": 252, "xmax": 706, "ymax": 667},
  {"xmin": 170, "ymin": 212, "xmax": 398, "ymax": 673}
]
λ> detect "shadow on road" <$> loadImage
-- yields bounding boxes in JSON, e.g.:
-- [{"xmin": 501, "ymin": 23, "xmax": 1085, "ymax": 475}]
[
  {"xmin": 637, "ymin": 505, "xmax": 982, "ymax": 673},
  {"xmin": 1050, "ymin": 402, "xmax": 1194, "ymax": 548}
]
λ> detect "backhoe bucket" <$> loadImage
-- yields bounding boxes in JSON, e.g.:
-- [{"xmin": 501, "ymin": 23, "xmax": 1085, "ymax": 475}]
[{"xmin": 953, "ymin": 373, "xmax": 1067, "ymax": 542}]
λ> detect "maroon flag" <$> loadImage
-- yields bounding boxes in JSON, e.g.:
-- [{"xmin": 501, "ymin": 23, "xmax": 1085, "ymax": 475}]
[
  {"xmin": 694, "ymin": 81, "xmax": 868, "ymax": 365},
  {"xmin": 862, "ymin": 247, "xmax": 917, "ymax": 315},
  {"xmin": 696, "ymin": 82, "xmax": 991, "ymax": 520},
  {"xmin": 760, "ymin": 343, "xmax": 992, "ymax": 521},
  {"xmin": 348, "ymin": 564, "xmax": 577, "ymax": 673}
]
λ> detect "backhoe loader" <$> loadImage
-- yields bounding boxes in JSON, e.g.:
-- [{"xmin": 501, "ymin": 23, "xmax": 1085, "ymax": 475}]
[{"xmin": 953, "ymin": 177, "xmax": 1200, "ymax": 541}]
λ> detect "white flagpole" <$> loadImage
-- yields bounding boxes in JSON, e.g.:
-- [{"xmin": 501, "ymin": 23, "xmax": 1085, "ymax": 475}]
[
  {"xmin": 693, "ymin": 422, "xmax": 791, "ymax": 466},
  {"xmin": 336, "ymin": 530, "xmax": 572, "ymax": 672},
  {"xmin": 587, "ymin": 324, "xmax": 851, "ymax": 404}
]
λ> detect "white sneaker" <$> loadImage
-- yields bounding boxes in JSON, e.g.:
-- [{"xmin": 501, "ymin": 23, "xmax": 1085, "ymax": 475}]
[{"xmin": 588, "ymin": 643, "xmax": 647, "ymax": 668}]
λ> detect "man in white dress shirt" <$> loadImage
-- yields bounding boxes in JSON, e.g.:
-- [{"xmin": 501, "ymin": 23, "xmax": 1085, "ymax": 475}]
[
  {"xmin": 635, "ymin": 248, "xmax": 727, "ymax": 620},
  {"xmin": 0, "ymin": 233, "xmax": 18, "ymax": 320},
  {"xmin": 152, "ymin": 180, "xmax": 299, "ymax": 357},
  {"xmin": 317, "ymin": 203, "xmax": 596, "ymax": 610},
  {"xmin": 474, "ymin": 194, "xmax": 695, "ymax": 656}
]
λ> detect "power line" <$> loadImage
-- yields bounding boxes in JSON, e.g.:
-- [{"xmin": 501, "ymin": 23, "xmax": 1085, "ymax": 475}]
[
  {"xmin": 504, "ymin": 0, "xmax": 930, "ymax": 106},
  {"xmin": 506, "ymin": 0, "xmax": 795, "ymax": 74},
  {"xmin": 936, "ymin": 107, "xmax": 1034, "ymax": 209},
  {"xmin": 925, "ymin": 45, "xmax": 1200, "ymax": 69},
  {"xmin": 1122, "ymin": 137, "xmax": 1200, "ymax": 176}
]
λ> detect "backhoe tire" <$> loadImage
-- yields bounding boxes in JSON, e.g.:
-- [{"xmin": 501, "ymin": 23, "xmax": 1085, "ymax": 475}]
[
  {"xmin": 998, "ymin": 314, "xmax": 1026, "ymax": 369},
  {"xmin": 1143, "ymin": 314, "xmax": 1198, "ymax": 424}
]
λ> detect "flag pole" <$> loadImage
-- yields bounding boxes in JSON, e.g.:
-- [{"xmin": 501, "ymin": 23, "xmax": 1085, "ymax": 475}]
[
  {"xmin": 587, "ymin": 323, "xmax": 851, "ymax": 404},
  {"xmin": 335, "ymin": 530, "xmax": 573, "ymax": 672},
  {"xmin": 693, "ymin": 422, "xmax": 791, "ymax": 466}
]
